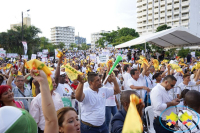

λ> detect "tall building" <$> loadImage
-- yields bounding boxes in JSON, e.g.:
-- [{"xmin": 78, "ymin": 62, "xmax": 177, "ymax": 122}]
[
  {"xmin": 10, "ymin": 17, "xmax": 31, "ymax": 30},
  {"xmin": 91, "ymin": 30, "xmax": 110, "ymax": 49},
  {"xmin": 51, "ymin": 26, "xmax": 75, "ymax": 48},
  {"xmin": 75, "ymin": 36, "xmax": 86, "ymax": 44},
  {"xmin": 136, "ymin": 0, "xmax": 200, "ymax": 36}
]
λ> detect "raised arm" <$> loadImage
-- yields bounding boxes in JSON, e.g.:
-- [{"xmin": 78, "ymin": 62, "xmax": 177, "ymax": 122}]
[
  {"xmin": 110, "ymin": 73, "xmax": 120, "ymax": 95},
  {"xmin": 75, "ymin": 75, "xmax": 85, "ymax": 102},
  {"xmin": 55, "ymin": 56, "xmax": 63, "ymax": 85},
  {"xmin": 141, "ymin": 63, "xmax": 147, "ymax": 77},
  {"xmin": 30, "ymin": 69, "xmax": 58, "ymax": 133},
  {"xmin": 194, "ymin": 69, "xmax": 200, "ymax": 82}
]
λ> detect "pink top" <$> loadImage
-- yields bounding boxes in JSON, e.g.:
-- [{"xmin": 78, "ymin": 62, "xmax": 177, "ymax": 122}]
[{"xmin": 14, "ymin": 101, "xmax": 24, "ymax": 109}]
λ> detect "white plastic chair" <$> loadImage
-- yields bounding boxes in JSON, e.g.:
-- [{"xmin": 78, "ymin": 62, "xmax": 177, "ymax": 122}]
[{"xmin": 145, "ymin": 106, "xmax": 156, "ymax": 133}]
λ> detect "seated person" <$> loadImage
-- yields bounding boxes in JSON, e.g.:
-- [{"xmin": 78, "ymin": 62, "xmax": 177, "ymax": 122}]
[
  {"xmin": 111, "ymin": 90, "xmax": 145, "ymax": 133},
  {"xmin": 177, "ymin": 90, "xmax": 200, "ymax": 132}
]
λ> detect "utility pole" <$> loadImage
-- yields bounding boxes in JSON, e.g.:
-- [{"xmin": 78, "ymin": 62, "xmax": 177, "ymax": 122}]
[{"xmin": 22, "ymin": 12, "xmax": 23, "ymax": 41}]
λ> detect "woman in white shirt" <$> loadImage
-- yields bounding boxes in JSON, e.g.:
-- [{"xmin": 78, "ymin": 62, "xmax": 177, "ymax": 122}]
[{"xmin": 177, "ymin": 74, "xmax": 200, "ymax": 98}]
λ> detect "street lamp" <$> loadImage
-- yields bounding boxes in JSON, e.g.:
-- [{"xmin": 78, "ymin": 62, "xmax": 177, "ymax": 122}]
[{"xmin": 22, "ymin": 9, "xmax": 30, "ymax": 41}]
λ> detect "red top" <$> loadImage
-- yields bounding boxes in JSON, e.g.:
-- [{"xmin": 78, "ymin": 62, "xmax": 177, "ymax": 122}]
[{"xmin": 71, "ymin": 83, "xmax": 78, "ymax": 90}]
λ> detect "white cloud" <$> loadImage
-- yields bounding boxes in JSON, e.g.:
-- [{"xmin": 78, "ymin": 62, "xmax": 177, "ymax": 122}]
[{"xmin": 0, "ymin": 0, "xmax": 137, "ymax": 43}]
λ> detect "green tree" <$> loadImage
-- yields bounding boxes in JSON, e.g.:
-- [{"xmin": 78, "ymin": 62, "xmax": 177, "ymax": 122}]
[
  {"xmin": 57, "ymin": 42, "xmax": 65, "ymax": 49},
  {"xmin": 156, "ymin": 24, "xmax": 171, "ymax": 32},
  {"xmin": 0, "ymin": 25, "xmax": 41, "ymax": 57},
  {"xmin": 69, "ymin": 43, "xmax": 77, "ymax": 50},
  {"xmin": 177, "ymin": 48, "xmax": 190, "ymax": 57},
  {"xmin": 80, "ymin": 43, "xmax": 89, "ymax": 50}
]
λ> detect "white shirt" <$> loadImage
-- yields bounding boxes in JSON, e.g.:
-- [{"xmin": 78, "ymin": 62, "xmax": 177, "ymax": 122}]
[
  {"xmin": 177, "ymin": 81, "xmax": 197, "ymax": 95},
  {"xmin": 150, "ymin": 83, "xmax": 176, "ymax": 120},
  {"xmin": 55, "ymin": 83, "xmax": 73, "ymax": 97},
  {"xmin": 81, "ymin": 86, "xmax": 114, "ymax": 126},
  {"xmin": 177, "ymin": 109, "xmax": 200, "ymax": 133},
  {"xmin": 82, "ymin": 67, "xmax": 86, "ymax": 73},
  {"xmin": 29, "ymin": 92, "xmax": 64, "ymax": 130},
  {"xmin": 127, "ymin": 74, "xmax": 146, "ymax": 99},
  {"xmin": 105, "ymin": 82, "xmax": 116, "ymax": 106},
  {"xmin": 122, "ymin": 72, "xmax": 131, "ymax": 90}
]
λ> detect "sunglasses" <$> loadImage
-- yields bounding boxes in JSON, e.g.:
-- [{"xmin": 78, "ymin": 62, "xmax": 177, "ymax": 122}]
[{"xmin": 170, "ymin": 83, "xmax": 175, "ymax": 88}]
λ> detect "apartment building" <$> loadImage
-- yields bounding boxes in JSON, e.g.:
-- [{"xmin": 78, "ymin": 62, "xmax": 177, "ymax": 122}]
[
  {"xmin": 10, "ymin": 17, "xmax": 31, "ymax": 30},
  {"xmin": 75, "ymin": 36, "xmax": 86, "ymax": 44},
  {"xmin": 51, "ymin": 26, "xmax": 75, "ymax": 48},
  {"xmin": 137, "ymin": 0, "xmax": 200, "ymax": 36},
  {"xmin": 91, "ymin": 30, "xmax": 110, "ymax": 49}
]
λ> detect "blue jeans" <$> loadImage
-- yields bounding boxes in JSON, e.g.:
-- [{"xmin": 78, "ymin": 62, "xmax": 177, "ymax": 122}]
[
  {"xmin": 81, "ymin": 121, "xmax": 108, "ymax": 133},
  {"xmin": 105, "ymin": 106, "xmax": 118, "ymax": 129}
]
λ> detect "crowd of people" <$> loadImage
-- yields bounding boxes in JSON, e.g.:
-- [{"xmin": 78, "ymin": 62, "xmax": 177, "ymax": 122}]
[{"xmin": 0, "ymin": 48, "xmax": 200, "ymax": 133}]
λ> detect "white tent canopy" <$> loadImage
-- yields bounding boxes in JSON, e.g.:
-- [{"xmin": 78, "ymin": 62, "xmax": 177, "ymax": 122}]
[{"xmin": 115, "ymin": 27, "xmax": 200, "ymax": 49}]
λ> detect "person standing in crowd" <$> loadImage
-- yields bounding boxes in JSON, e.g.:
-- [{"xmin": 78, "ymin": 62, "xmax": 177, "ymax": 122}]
[
  {"xmin": 0, "ymin": 85, "xmax": 24, "ymax": 109},
  {"xmin": 55, "ymin": 55, "xmax": 75, "ymax": 97},
  {"xmin": 122, "ymin": 64, "xmax": 132, "ymax": 90},
  {"xmin": 75, "ymin": 72, "xmax": 120, "ymax": 133},
  {"xmin": 29, "ymin": 77, "xmax": 64, "ymax": 133},
  {"xmin": 111, "ymin": 90, "xmax": 145, "ymax": 133},
  {"xmin": 151, "ymin": 75, "xmax": 180, "ymax": 133},
  {"xmin": 187, "ymin": 53, "xmax": 192, "ymax": 64},
  {"xmin": 12, "ymin": 75, "xmax": 32, "ymax": 111}
]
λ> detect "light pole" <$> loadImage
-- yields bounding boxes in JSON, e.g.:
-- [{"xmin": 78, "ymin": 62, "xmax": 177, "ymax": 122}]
[{"xmin": 22, "ymin": 9, "xmax": 30, "ymax": 41}]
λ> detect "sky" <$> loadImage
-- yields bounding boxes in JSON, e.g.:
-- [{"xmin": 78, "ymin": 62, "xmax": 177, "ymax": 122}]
[{"xmin": 0, "ymin": 0, "xmax": 137, "ymax": 43}]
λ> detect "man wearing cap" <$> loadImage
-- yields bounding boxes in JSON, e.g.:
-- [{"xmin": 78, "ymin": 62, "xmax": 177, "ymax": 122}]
[{"xmin": 54, "ymin": 56, "xmax": 74, "ymax": 97}]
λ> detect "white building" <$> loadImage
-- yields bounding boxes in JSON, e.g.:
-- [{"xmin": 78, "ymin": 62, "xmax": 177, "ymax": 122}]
[
  {"xmin": 91, "ymin": 30, "xmax": 110, "ymax": 49},
  {"xmin": 137, "ymin": 0, "xmax": 200, "ymax": 36},
  {"xmin": 51, "ymin": 26, "xmax": 75, "ymax": 48}
]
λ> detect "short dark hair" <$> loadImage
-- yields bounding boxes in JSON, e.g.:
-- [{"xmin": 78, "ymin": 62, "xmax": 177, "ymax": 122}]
[
  {"xmin": 124, "ymin": 64, "xmax": 130, "ymax": 72},
  {"xmin": 130, "ymin": 69, "xmax": 138, "ymax": 76},
  {"xmin": 162, "ymin": 75, "xmax": 177, "ymax": 82},
  {"xmin": 88, "ymin": 72, "xmax": 98, "ymax": 83},
  {"xmin": 116, "ymin": 65, "xmax": 121, "ymax": 69},
  {"xmin": 185, "ymin": 90, "xmax": 200, "ymax": 111},
  {"xmin": 183, "ymin": 74, "xmax": 190, "ymax": 79},
  {"xmin": 152, "ymin": 72, "xmax": 161, "ymax": 80}
]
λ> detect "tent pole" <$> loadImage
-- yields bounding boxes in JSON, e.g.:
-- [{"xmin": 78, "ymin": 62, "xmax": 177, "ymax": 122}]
[{"xmin": 145, "ymin": 42, "xmax": 146, "ymax": 57}]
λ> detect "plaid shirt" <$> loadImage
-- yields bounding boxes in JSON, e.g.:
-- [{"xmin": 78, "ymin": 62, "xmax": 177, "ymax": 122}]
[{"xmin": 12, "ymin": 86, "xmax": 32, "ymax": 111}]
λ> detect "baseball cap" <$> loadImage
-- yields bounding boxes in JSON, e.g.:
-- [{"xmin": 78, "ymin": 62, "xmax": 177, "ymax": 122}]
[{"xmin": 0, "ymin": 106, "xmax": 37, "ymax": 133}]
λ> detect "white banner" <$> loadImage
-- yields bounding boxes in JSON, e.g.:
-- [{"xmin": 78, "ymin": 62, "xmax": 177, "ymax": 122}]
[
  {"xmin": 99, "ymin": 55, "xmax": 109, "ymax": 63},
  {"xmin": 102, "ymin": 49, "xmax": 109, "ymax": 55},
  {"xmin": 49, "ymin": 57, "xmax": 54, "ymax": 61},
  {"xmin": 191, "ymin": 52, "xmax": 195, "ymax": 58},
  {"xmin": 90, "ymin": 54, "xmax": 96, "ymax": 63},
  {"xmin": 42, "ymin": 49, "xmax": 48, "ymax": 55},
  {"xmin": 22, "ymin": 55, "xmax": 28, "ymax": 60},
  {"xmin": 7, "ymin": 53, "xmax": 18, "ymax": 58},
  {"xmin": 0, "ymin": 50, "xmax": 6, "ymax": 58},
  {"xmin": 42, "ymin": 54, "xmax": 47, "ymax": 62},
  {"xmin": 22, "ymin": 41, "xmax": 28, "ymax": 55},
  {"xmin": 37, "ymin": 52, "xmax": 42, "ymax": 57},
  {"xmin": 31, "ymin": 54, "xmax": 36, "ymax": 60}
]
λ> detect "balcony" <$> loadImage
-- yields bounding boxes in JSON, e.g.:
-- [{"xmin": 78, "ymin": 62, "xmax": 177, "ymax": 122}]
[
  {"xmin": 141, "ymin": 0, "xmax": 147, "ymax": 5},
  {"xmin": 182, "ymin": 1, "xmax": 189, "ymax": 6},
  {"xmin": 167, "ymin": 0, "xmax": 172, "ymax": 3},
  {"xmin": 174, "ymin": 0, "xmax": 179, "ymax": 2},
  {"xmin": 148, "ymin": 10, "xmax": 152, "ymax": 14},
  {"xmin": 142, "ymin": 6, "xmax": 147, "ymax": 10},
  {"xmin": 173, "ymin": 22, "xmax": 179, "ymax": 26},
  {"xmin": 142, "ymin": 17, "xmax": 147, "ymax": 21},
  {"xmin": 148, "ymin": 0, "xmax": 152, "ymax": 3},
  {"xmin": 174, "ymin": 3, "xmax": 179, "ymax": 8},
  {"xmin": 182, "ymin": 7, "xmax": 189, "ymax": 13},
  {"xmin": 142, "ymin": 11, "xmax": 147, "ymax": 15},
  {"xmin": 137, "ymin": 12, "xmax": 143, "ymax": 17},
  {"xmin": 154, "ymin": 20, "xmax": 159, "ymax": 23},
  {"xmin": 138, "ymin": 7, "xmax": 142, "ymax": 12},
  {"xmin": 154, "ymin": 8, "xmax": 159, "ymax": 13},
  {"xmin": 154, "ymin": 2, "xmax": 159, "ymax": 7},
  {"xmin": 182, "ymin": 14, "xmax": 189, "ymax": 19},
  {"xmin": 160, "ymin": 1, "xmax": 165, "ymax": 5},
  {"xmin": 160, "ymin": 13, "xmax": 165, "ymax": 17},
  {"xmin": 174, "ymin": 9, "xmax": 179, "ymax": 14},
  {"xmin": 160, "ymin": 7, "xmax": 165, "ymax": 11},
  {"xmin": 167, "ymin": 17, "xmax": 172, "ymax": 21},
  {"xmin": 167, "ymin": 11, "xmax": 172, "ymax": 16},
  {"xmin": 154, "ymin": 14, "xmax": 159, "ymax": 18},
  {"xmin": 173, "ymin": 16, "xmax": 179, "ymax": 21}
]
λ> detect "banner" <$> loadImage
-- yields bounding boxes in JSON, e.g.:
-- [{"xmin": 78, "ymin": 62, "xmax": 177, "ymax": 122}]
[
  {"xmin": 99, "ymin": 55, "xmax": 109, "ymax": 63},
  {"xmin": 42, "ymin": 49, "xmax": 48, "ymax": 55},
  {"xmin": 22, "ymin": 55, "xmax": 28, "ymax": 60},
  {"xmin": 0, "ymin": 50, "xmax": 6, "ymax": 58},
  {"xmin": 7, "ymin": 53, "xmax": 18, "ymax": 58},
  {"xmin": 191, "ymin": 52, "xmax": 195, "ymax": 58},
  {"xmin": 102, "ymin": 49, "xmax": 109, "ymax": 55},
  {"xmin": 49, "ymin": 57, "xmax": 54, "ymax": 61},
  {"xmin": 37, "ymin": 52, "xmax": 42, "ymax": 57},
  {"xmin": 22, "ymin": 41, "xmax": 28, "ymax": 55},
  {"xmin": 90, "ymin": 54, "xmax": 96, "ymax": 63},
  {"xmin": 42, "ymin": 55, "xmax": 47, "ymax": 62},
  {"xmin": 31, "ymin": 54, "xmax": 36, "ymax": 60}
]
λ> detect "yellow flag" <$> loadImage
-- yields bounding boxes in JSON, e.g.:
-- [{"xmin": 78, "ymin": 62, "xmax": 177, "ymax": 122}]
[
  {"xmin": 65, "ymin": 64, "xmax": 84, "ymax": 81},
  {"xmin": 32, "ymin": 82, "xmax": 36, "ymax": 97},
  {"xmin": 6, "ymin": 64, "xmax": 12, "ymax": 69},
  {"xmin": 139, "ymin": 56, "xmax": 149, "ymax": 67},
  {"xmin": 153, "ymin": 59, "xmax": 159, "ymax": 70},
  {"xmin": 122, "ymin": 94, "xmax": 143, "ymax": 133},
  {"xmin": 161, "ymin": 59, "xmax": 169, "ymax": 64},
  {"xmin": 25, "ymin": 59, "xmax": 53, "ymax": 91},
  {"xmin": 169, "ymin": 64, "xmax": 184, "ymax": 75},
  {"xmin": 56, "ymin": 50, "xmax": 63, "ymax": 58},
  {"xmin": 18, "ymin": 71, "xmax": 22, "ymax": 75}
]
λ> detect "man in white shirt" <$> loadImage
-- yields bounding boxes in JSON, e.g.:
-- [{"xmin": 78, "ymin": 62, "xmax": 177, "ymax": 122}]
[
  {"xmin": 151, "ymin": 75, "xmax": 180, "ymax": 133},
  {"xmin": 177, "ymin": 90, "xmax": 200, "ymax": 133},
  {"xmin": 127, "ymin": 64, "xmax": 150, "ymax": 100},
  {"xmin": 29, "ymin": 78, "xmax": 64, "ymax": 132},
  {"xmin": 75, "ymin": 72, "xmax": 120, "ymax": 133},
  {"xmin": 122, "ymin": 64, "xmax": 132, "ymax": 90}
]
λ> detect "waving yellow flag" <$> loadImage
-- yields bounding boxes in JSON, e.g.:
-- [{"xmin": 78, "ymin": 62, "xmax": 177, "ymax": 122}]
[
  {"xmin": 122, "ymin": 94, "xmax": 143, "ymax": 133},
  {"xmin": 153, "ymin": 59, "xmax": 159, "ymax": 70},
  {"xmin": 169, "ymin": 64, "xmax": 184, "ymax": 75},
  {"xmin": 65, "ymin": 64, "xmax": 84, "ymax": 81},
  {"xmin": 25, "ymin": 59, "xmax": 53, "ymax": 91}
]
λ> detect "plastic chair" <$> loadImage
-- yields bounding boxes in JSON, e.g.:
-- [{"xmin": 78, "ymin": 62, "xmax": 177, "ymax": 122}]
[
  {"xmin": 145, "ymin": 106, "xmax": 156, "ymax": 133},
  {"xmin": 61, "ymin": 97, "xmax": 72, "ymax": 107}
]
